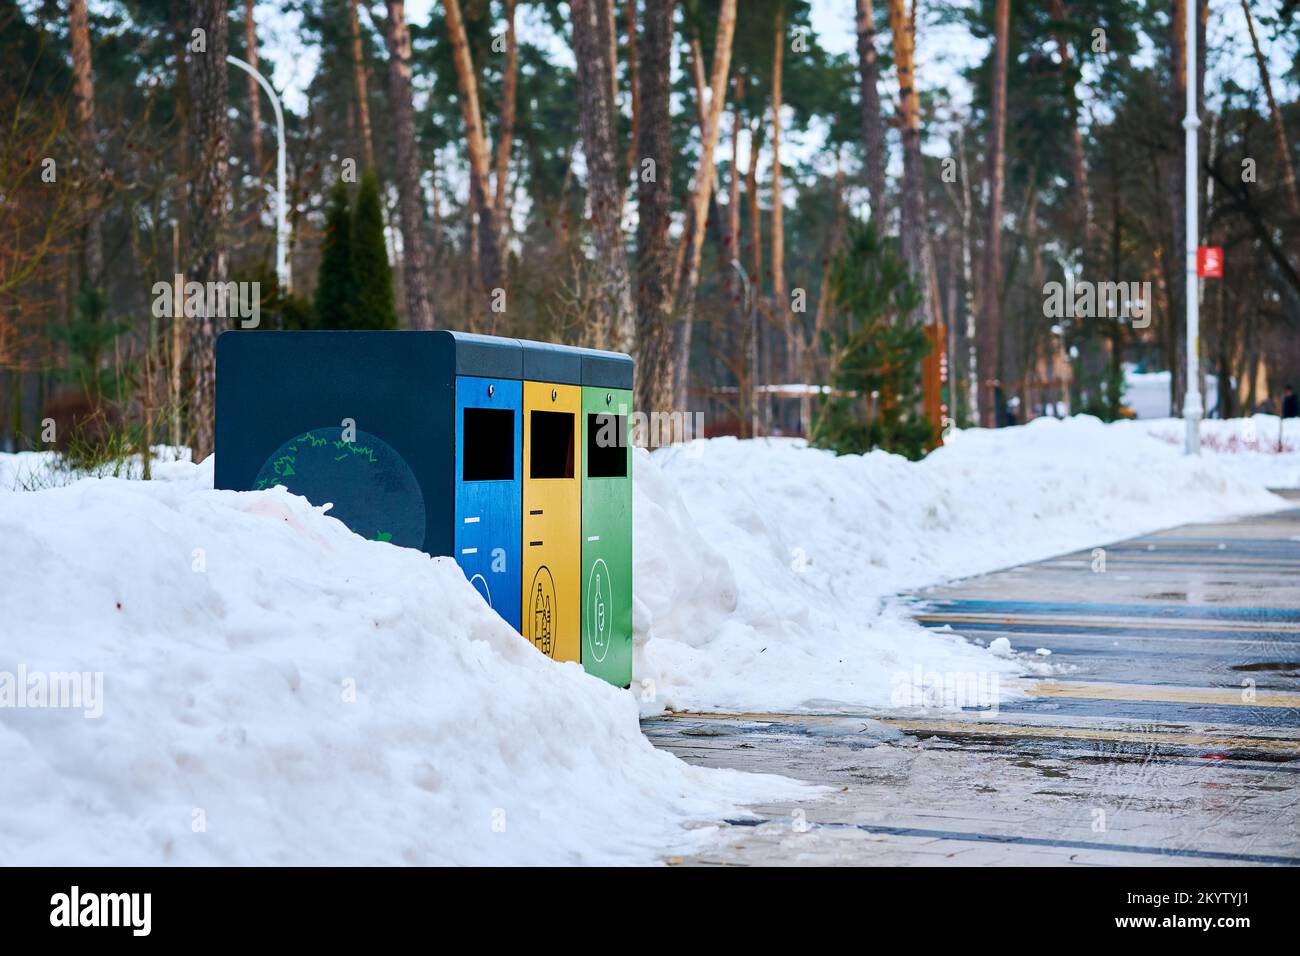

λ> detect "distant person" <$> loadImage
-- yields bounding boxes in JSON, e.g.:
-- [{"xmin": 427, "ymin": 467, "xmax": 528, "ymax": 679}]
[{"xmin": 1283, "ymin": 385, "xmax": 1299, "ymax": 419}]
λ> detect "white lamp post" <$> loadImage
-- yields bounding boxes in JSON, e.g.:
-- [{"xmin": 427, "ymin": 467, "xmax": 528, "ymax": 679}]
[
  {"xmin": 1182, "ymin": 7, "xmax": 1202, "ymax": 454},
  {"xmin": 226, "ymin": 54, "xmax": 290, "ymax": 295}
]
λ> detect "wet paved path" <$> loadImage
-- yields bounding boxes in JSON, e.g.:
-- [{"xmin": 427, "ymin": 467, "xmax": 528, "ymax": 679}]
[{"xmin": 644, "ymin": 491, "xmax": 1300, "ymax": 865}]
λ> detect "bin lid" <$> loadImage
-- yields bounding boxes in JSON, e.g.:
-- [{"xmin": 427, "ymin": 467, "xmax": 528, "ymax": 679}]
[
  {"xmin": 574, "ymin": 346, "xmax": 633, "ymax": 390},
  {"xmin": 519, "ymin": 338, "xmax": 582, "ymax": 385}
]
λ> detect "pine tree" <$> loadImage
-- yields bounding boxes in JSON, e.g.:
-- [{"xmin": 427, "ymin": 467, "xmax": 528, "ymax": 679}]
[
  {"xmin": 314, "ymin": 179, "xmax": 356, "ymax": 330},
  {"xmin": 810, "ymin": 221, "xmax": 934, "ymax": 460},
  {"xmin": 350, "ymin": 171, "xmax": 398, "ymax": 330}
]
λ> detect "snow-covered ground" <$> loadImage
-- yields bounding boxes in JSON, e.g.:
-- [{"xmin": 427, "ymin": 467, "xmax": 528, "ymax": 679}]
[
  {"xmin": 0, "ymin": 445, "xmax": 191, "ymax": 491},
  {"xmin": 0, "ymin": 415, "xmax": 1290, "ymax": 864}
]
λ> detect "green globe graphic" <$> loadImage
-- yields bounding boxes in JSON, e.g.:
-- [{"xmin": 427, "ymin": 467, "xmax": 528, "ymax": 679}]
[{"xmin": 254, "ymin": 426, "xmax": 426, "ymax": 549}]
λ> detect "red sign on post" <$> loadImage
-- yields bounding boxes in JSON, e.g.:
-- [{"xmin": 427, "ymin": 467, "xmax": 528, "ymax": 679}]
[{"xmin": 1197, "ymin": 246, "xmax": 1223, "ymax": 278}]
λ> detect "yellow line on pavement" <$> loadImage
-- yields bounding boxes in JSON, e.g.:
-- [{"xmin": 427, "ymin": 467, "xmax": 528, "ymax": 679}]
[{"xmin": 1017, "ymin": 680, "xmax": 1300, "ymax": 709}]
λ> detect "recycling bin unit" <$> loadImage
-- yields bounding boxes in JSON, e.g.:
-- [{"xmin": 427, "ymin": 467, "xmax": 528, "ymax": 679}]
[{"xmin": 214, "ymin": 330, "xmax": 633, "ymax": 687}]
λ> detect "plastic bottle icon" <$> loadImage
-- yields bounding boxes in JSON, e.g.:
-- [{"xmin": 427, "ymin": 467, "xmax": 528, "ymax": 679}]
[{"xmin": 533, "ymin": 579, "xmax": 553, "ymax": 655}]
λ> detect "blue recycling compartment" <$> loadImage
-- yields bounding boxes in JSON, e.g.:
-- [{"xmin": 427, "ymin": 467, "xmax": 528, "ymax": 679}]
[{"xmin": 454, "ymin": 375, "xmax": 523, "ymax": 630}]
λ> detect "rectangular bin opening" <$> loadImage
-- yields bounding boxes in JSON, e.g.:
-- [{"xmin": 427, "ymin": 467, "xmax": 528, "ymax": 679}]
[
  {"xmin": 586, "ymin": 414, "xmax": 627, "ymax": 478},
  {"xmin": 462, "ymin": 408, "xmax": 514, "ymax": 481},
  {"xmin": 530, "ymin": 410, "xmax": 575, "ymax": 478}
]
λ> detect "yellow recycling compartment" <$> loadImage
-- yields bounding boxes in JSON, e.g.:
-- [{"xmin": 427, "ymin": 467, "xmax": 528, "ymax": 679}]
[{"xmin": 521, "ymin": 378, "xmax": 581, "ymax": 663}]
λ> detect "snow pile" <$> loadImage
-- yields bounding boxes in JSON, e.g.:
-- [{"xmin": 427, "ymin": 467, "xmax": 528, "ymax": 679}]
[
  {"xmin": 634, "ymin": 415, "xmax": 1288, "ymax": 711},
  {"xmin": 0, "ymin": 465, "xmax": 805, "ymax": 866},
  {"xmin": 1134, "ymin": 415, "xmax": 1300, "ymax": 490}
]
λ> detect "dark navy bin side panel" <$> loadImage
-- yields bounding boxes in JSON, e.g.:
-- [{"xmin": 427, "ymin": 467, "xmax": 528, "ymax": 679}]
[
  {"xmin": 214, "ymin": 330, "xmax": 456, "ymax": 557},
  {"xmin": 454, "ymin": 376, "xmax": 523, "ymax": 631}
]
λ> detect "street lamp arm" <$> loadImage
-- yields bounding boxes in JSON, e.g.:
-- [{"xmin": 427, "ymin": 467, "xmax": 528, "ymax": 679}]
[{"xmin": 226, "ymin": 54, "xmax": 290, "ymax": 295}]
